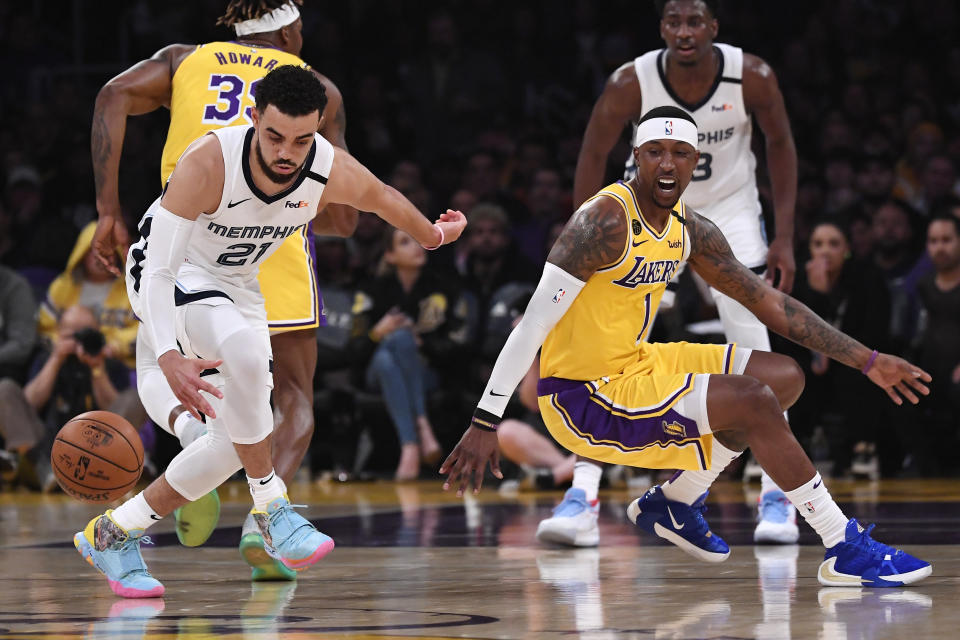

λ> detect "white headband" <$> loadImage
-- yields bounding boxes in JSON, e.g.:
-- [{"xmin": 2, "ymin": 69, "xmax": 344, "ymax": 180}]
[
  {"xmin": 634, "ymin": 117, "xmax": 698, "ymax": 149},
  {"xmin": 234, "ymin": 2, "xmax": 300, "ymax": 36}
]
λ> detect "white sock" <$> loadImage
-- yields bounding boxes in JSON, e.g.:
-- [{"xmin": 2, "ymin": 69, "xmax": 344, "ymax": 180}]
[
  {"xmin": 661, "ymin": 440, "xmax": 741, "ymax": 504},
  {"xmin": 172, "ymin": 412, "xmax": 206, "ymax": 447},
  {"xmin": 572, "ymin": 461, "xmax": 603, "ymax": 503},
  {"xmin": 783, "ymin": 473, "xmax": 848, "ymax": 548},
  {"xmin": 760, "ymin": 469, "xmax": 781, "ymax": 498},
  {"xmin": 248, "ymin": 469, "xmax": 287, "ymax": 511},
  {"xmin": 111, "ymin": 492, "xmax": 162, "ymax": 533}
]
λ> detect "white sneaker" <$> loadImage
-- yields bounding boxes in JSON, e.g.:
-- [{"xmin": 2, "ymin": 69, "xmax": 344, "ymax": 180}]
[
  {"xmin": 536, "ymin": 488, "xmax": 599, "ymax": 547},
  {"xmin": 754, "ymin": 490, "xmax": 799, "ymax": 544},
  {"xmin": 742, "ymin": 455, "xmax": 763, "ymax": 482}
]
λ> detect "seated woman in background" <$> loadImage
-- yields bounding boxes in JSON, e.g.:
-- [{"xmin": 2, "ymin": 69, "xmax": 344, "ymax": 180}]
[
  {"xmin": 351, "ymin": 227, "xmax": 469, "ymax": 479},
  {"xmin": 780, "ymin": 219, "xmax": 892, "ymax": 477}
]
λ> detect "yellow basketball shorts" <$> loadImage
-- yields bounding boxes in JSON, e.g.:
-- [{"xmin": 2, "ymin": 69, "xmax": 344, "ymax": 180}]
[
  {"xmin": 538, "ymin": 342, "xmax": 751, "ymax": 471},
  {"xmin": 256, "ymin": 227, "xmax": 324, "ymax": 334}
]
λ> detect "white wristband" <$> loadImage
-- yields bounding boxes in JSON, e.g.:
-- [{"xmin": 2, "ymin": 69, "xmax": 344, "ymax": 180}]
[{"xmin": 422, "ymin": 223, "xmax": 444, "ymax": 250}]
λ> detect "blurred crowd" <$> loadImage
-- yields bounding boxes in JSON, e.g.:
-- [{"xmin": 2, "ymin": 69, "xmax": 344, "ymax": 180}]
[{"xmin": 1, "ymin": 0, "xmax": 960, "ymax": 489}]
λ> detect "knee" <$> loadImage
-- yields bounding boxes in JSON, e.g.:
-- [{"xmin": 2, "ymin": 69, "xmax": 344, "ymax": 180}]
[
  {"xmin": 382, "ymin": 327, "xmax": 417, "ymax": 354},
  {"xmin": 222, "ymin": 334, "xmax": 271, "ymax": 383},
  {"xmin": 497, "ymin": 419, "xmax": 524, "ymax": 450},
  {"xmin": 781, "ymin": 356, "xmax": 805, "ymax": 409},
  {"xmin": 369, "ymin": 343, "xmax": 397, "ymax": 374},
  {"xmin": 740, "ymin": 378, "xmax": 785, "ymax": 427}
]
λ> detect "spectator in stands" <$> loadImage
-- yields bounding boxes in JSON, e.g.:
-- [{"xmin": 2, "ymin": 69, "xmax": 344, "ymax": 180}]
[
  {"xmin": 0, "ymin": 266, "xmax": 36, "ymax": 384},
  {"xmin": 785, "ymin": 220, "xmax": 891, "ymax": 476},
  {"xmin": 351, "ymin": 228, "xmax": 469, "ymax": 479},
  {"xmin": 913, "ymin": 215, "xmax": 960, "ymax": 473},
  {"xmin": 894, "ymin": 122, "xmax": 943, "ymax": 211},
  {"xmin": 36, "ymin": 221, "xmax": 137, "ymax": 370},
  {"xmin": 871, "ymin": 200, "xmax": 923, "ymax": 351},
  {"xmin": 0, "ymin": 305, "xmax": 130, "ymax": 491},
  {"xmin": 514, "ymin": 167, "xmax": 568, "ymax": 265},
  {"xmin": 854, "ymin": 152, "xmax": 896, "ymax": 217}
]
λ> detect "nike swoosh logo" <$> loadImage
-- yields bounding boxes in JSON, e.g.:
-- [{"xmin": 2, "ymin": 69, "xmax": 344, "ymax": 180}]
[
  {"xmin": 632, "ymin": 240, "xmax": 649, "ymax": 247},
  {"xmin": 150, "ymin": 514, "xmax": 162, "ymax": 521},
  {"xmin": 667, "ymin": 506, "xmax": 684, "ymax": 530},
  {"xmin": 819, "ymin": 557, "xmax": 866, "ymax": 585},
  {"xmin": 227, "ymin": 198, "xmax": 251, "ymax": 208},
  {"xmin": 488, "ymin": 390, "xmax": 508, "ymax": 397},
  {"xmin": 813, "ymin": 479, "xmax": 822, "ymax": 489},
  {"xmin": 259, "ymin": 473, "xmax": 275, "ymax": 485}
]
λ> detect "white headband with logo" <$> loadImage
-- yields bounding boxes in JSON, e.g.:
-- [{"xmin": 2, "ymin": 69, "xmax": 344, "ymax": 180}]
[
  {"xmin": 634, "ymin": 117, "xmax": 699, "ymax": 149},
  {"xmin": 234, "ymin": 2, "xmax": 300, "ymax": 36}
]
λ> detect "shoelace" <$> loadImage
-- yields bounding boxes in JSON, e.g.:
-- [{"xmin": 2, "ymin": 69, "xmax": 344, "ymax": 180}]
[
  {"xmin": 115, "ymin": 536, "xmax": 155, "ymax": 576},
  {"xmin": 553, "ymin": 495, "xmax": 590, "ymax": 517},
  {"xmin": 269, "ymin": 503, "xmax": 312, "ymax": 537},
  {"xmin": 854, "ymin": 524, "xmax": 900, "ymax": 562}
]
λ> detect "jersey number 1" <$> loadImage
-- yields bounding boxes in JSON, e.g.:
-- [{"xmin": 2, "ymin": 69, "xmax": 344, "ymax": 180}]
[{"xmin": 203, "ymin": 75, "xmax": 261, "ymax": 125}]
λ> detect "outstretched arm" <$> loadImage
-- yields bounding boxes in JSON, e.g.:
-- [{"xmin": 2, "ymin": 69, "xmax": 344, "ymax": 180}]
[
  {"xmin": 440, "ymin": 197, "xmax": 628, "ymax": 496},
  {"xmin": 91, "ymin": 44, "xmax": 193, "ymax": 274},
  {"xmin": 686, "ymin": 210, "xmax": 930, "ymax": 404},
  {"xmin": 319, "ymin": 147, "xmax": 464, "ymax": 247},
  {"xmin": 743, "ymin": 54, "xmax": 797, "ymax": 293},
  {"xmin": 573, "ymin": 62, "xmax": 645, "ymax": 208}
]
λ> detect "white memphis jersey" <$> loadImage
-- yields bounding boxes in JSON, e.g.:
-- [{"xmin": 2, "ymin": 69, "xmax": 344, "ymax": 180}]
[
  {"xmin": 626, "ymin": 43, "xmax": 758, "ymax": 211},
  {"xmin": 127, "ymin": 124, "xmax": 333, "ymax": 301}
]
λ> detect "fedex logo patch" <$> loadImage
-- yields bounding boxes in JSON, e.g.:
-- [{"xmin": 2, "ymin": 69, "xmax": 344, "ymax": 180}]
[{"xmin": 285, "ymin": 200, "xmax": 309, "ymax": 209}]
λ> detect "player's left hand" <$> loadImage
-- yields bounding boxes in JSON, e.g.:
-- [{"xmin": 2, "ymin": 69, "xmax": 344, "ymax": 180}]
[
  {"xmin": 765, "ymin": 236, "xmax": 796, "ymax": 294},
  {"xmin": 91, "ymin": 215, "xmax": 130, "ymax": 278},
  {"xmin": 865, "ymin": 353, "xmax": 931, "ymax": 406},
  {"xmin": 440, "ymin": 426, "xmax": 502, "ymax": 497},
  {"xmin": 435, "ymin": 209, "xmax": 467, "ymax": 245}
]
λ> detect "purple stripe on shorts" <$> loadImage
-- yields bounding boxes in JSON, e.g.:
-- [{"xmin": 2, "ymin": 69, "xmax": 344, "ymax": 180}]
[
  {"xmin": 723, "ymin": 344, "xmax": 733, "ymax": 373},
  {"xmin": 548, "ymin": 379, "xmax": 707, "ymax": 469},
  {"xmin": 305, "ymin": 223, "xmax": 326, "ymax": 327},
  {"xmin": 587, "ymin": 374, "xmax": 694, "ymax": 417},
  {"xmin": 538, "ymin": 376, "xmax": 587, "ymax": 397}
]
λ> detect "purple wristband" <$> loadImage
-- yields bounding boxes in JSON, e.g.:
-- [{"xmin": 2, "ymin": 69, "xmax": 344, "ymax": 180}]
[{"xmin": 861, "ymin": 349, "xmax": 879, "ymax": 374}]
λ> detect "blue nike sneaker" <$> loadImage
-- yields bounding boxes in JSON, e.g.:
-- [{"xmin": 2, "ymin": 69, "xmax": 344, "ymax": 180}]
[
  {"xmin": 252, "ymin": 496, "xmax": 334, "ymax": 571},
  {"xmin": 818, "ymin": 519, "xmax": 932, "ymax": 587},
  {"xmin": 74, "ymin": 510, "xmax": 165, "ymax": 598},
  {"xmin": 536, "ymin": 488, "xmax": 600, "ymax": 547},
  {"xmin": 627, "ymin": 485, "xmax": 730, "ymax": 562}
]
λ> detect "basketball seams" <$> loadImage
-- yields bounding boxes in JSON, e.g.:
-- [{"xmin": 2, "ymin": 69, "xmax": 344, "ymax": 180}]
[
  {"xmin": 65, "ymin": 415, "xmax": 144, "ymax": 466},
  {"xmin": 52, "ymin": 437, "xmax": 140, "ymax": 474}
]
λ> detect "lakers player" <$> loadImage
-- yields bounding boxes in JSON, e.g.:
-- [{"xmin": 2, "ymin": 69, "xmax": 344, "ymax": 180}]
[
  {"xmin": 75, "ymin": 65, "xmax": 465, "ymax": 599},
  {"xmin": 555, "ymin": 0, "xmax": 800, "ymax": 546},
  {"xmin": 442, "ymin": 106, "xmax": 933, "ymax": 588},
  {"xmin": 88, "ymin": 0, "xmax": 353, "ymax": 580}
]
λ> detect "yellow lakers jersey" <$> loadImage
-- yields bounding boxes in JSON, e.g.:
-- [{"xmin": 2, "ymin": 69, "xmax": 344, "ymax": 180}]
[
  {"xmin": 160, "ymin": 42, "xmax": 309, "ymax": 184},
  {"xmin": 540, "ymin": 181, "xmax": 690, "ymax": 381}
]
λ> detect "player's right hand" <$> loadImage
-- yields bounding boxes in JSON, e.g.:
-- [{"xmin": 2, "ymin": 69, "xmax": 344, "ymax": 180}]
[
  {"xmin": 157, "ymin": 350, "xmax": 224, "ymax": 420},
  {"xmin": 435, "ymin": 209, "xmax": 467, "ymax": 245},
  {"xmin": 865, "ymin": 353, "xmax": 931, "ymax": 406},
  {"xmin": 91, "ymin": 214, "xmax": 131, "ymax": 277},
  {"xmin": 440, "ymin": 426, "xmax": 503, "ymax": 497}
]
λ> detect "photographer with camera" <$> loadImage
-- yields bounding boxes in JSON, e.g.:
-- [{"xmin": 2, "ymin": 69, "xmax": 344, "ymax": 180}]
[{"xmin": 0, "ymin": 305, "xmax": 130, "ymax": 491}]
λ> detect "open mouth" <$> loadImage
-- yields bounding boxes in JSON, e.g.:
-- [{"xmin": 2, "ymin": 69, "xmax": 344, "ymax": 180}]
[{"xmin": 657, "ymin": 176, "xmax": 678, "ymax": 193}]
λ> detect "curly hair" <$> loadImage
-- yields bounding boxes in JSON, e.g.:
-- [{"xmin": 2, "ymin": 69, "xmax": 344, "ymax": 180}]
[
  {"xmin": 254, "ymin": 64, "xmax": 327, "ymax": 117},
  {"xmin": 653, "ymin": 0, "xmax": 719, "ymax": 18},
  {"xmin": 217, "ymin": 0, "xmax": 304, "ymax": 29}
]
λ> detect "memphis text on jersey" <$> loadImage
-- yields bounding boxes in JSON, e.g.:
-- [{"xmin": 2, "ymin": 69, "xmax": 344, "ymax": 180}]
[
  {"xmin": 699, "ymin": 127, "xmax": 735, "ymax": 145},
  {"xmin": 206, "ymin": 220, "xmax": 308, "ymax": 240}
]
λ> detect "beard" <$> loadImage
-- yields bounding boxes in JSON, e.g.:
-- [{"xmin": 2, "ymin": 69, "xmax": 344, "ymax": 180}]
[{"xmin": 254, "ymin": 138, "xmax": 301, "ymax": 184}]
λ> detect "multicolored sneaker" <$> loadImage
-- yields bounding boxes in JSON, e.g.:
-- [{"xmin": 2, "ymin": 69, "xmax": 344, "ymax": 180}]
[
  {"xmin": 73, "ymin": 510, "xmax": 165, "ymax": 598},
  {"xmin": 754, "ymin": 490, "xmax": 800, "ymax": 544},
  {"xmin": 239, "ymin": 531, "xmax": 297, "ymax": 581},
  {"xmin": 818, "ymin": 519, "xmax": 932, "ymax": 587},
  {"xmin": 174, "ymin": 489, "xmax": 220, "ymax": 547},
  {"xmin": 535, "ymin": 488, "xmax": 600, "ymax": 547},
  {"xmin": 251, "ymin": 496, "xmax": 334, "ymax": 571},
  {"xmin": 627, "ymin": 485, "xmax": 730, "ymax": 562}
]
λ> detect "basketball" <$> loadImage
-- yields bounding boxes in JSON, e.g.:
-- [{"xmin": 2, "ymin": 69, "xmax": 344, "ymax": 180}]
[{"xmin": 50, "ymin": 411, "xmax": 144, "ymax": 504}]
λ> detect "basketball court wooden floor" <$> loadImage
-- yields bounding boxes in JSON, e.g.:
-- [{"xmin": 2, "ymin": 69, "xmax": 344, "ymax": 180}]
[{"xmin": 1, "ymin": 478, "xmax": 958, "ymax": 639}]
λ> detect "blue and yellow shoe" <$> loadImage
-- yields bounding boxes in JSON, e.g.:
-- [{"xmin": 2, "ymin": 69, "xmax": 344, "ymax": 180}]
[
  {"xmin": 818, "ymin": 518, "xmax": 932, "ymax": 587},
  {"xmin": 74, "ymin": 510, "xmax": 165, "ymax": 598},
  {"xmin": 251, "ymin": 496, "xmax": 334, "ymax": 572},
  {"xmin": 239, "ymin": 531, "xmax": 297, "ymax": 581},
  {"xmin": 174, "ymin": 489, "xmax": 220, "ymax": 547},
  {"xmin": 627, "ymin": 485, "xmax": 730, "ymax": 563}
]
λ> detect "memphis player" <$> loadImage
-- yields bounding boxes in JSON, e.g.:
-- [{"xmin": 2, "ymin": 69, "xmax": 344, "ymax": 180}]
[
  {"xmin": 89, "ymin": 0, "xmax": 352, "ymax": 580},
  {"xmin": 75, "ymin": 65, "xmax": 466, "ymax": 598},
  {"xmin": 552, "ymin": 0, "xmax": 800, "ymax": 546},
  {"xmin": 442, "ymin": 106, "xmax": 932, "ymax": 589}
]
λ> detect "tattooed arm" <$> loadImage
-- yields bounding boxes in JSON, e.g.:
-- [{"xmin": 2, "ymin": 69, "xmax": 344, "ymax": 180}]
[
  {"xmin": 441, "ymin": 198, "xmax": 627, "ymax": 496},
  {"xmin": 91, "ymin": 43, "xmax": 192, "ymax": 274},
  {"xmin": 312, "ymin": 71, "xmax": 358, "ymax": 237},
  {"xmin": 686, "ymin": 209, "xmax": 931, "ymax": 405}
]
